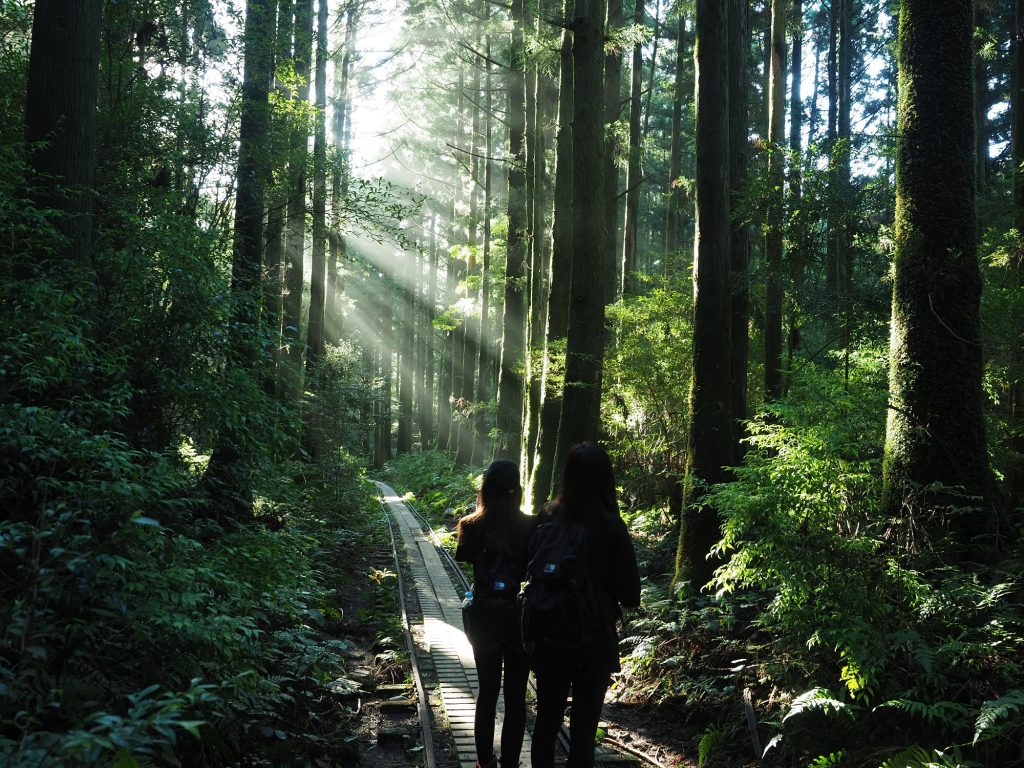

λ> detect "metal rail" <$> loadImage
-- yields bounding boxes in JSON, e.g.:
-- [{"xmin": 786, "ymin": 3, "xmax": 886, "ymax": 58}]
[{"xmin": 377, "ymin": 493, "xmax": 437, "ymax": 768}]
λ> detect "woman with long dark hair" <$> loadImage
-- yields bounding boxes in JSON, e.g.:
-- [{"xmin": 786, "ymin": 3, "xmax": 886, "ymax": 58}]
[
  {"xmin": 455, "ymin": 460, "xmax": 533, "ymax": 768},
  {"xmin": 529, "ymin": 441, "xmax": 641, "ymax": 768}
]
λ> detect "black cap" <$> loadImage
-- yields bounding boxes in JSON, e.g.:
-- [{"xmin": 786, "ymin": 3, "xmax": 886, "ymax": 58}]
[{"xmin": 483, "ymin": 459, "xmax": 520, "ymax": 494}]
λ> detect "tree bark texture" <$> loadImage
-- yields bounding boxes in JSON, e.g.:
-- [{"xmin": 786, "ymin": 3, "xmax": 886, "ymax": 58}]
[
  {"xmin": 305, "ymin": 0, "xmax": 329, "ymax": 372},
  {"xmin": 882, "ymin": 0, "xmax": 995, "ymax": 552},
  {"xmin": 531, "ymin": 2, "xmax": 574, "ymax": 508},
  {"xmin": 622, "ymin": 0, "xmax": 645, "ymax": 296},
  {"xmin": 283, "ymin": 0, "xmax": 313, "ymax": 402},
  {"xmin": 665, "ymin": 11, "xmax": 687, "ymax": 256},
  {"xmin": 496, "ymin": 0, "xmax": 529, "ymax": 461},
  {"xmin": 674, "ymin": 0, "xmax": 733, "ymax": 591},
  {"xmin": 763, "ymin": 0, "xmax": 786, "ymax": 402},
  {"xmin": 552, "ymin": 0, "xmax": 608, "ymax": 485},
  {"xmin": 729, "ymin": 0, "xmax": 749, "ymax": 447}
]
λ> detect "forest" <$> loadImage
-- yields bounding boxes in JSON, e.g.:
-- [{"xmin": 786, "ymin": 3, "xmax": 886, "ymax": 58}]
[{"xmin": 1, "ymin": 0, "xmax": 1023, "ymax": 765}]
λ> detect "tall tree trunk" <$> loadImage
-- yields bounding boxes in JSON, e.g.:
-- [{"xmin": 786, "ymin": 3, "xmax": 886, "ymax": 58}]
[
  {"xmin": 398, "ymin": 249, "xmax": 414, "ymax": 454},
  {"xmin": 283, "ymin": 0, "xmax": 313, "ymax": 403},
  {"xmin": 786, "ymin": 0, "xmax": 804, "ymax": 381},
  {"xmin": 882, "ymin": 0, "xmax": 995, "ymax": 554},
  {"xmin": 552, "ymin": 0, "xmax": 608, "ymax": 482},
  {"xmin": 837, "ymin": 0, "xmax": 853, "ymax": 363},
  {"xmin": 424, "ymin": 216, "xmax": 438, "ymax": 448},
  {"xmin": 665, "ymin": 11, "xmax": 687, "ymax": 255},
  {"xmin": 674, "ymin": 0, "xmax": 732, "ymax": 591},
  {"xmin": 381, "ymin": 299, "xmax": 394, "ymax": 463},
  {"xmin": 415, "ymin": 246, "xmax": 426, "ymax": 449},
  {"xmin": 622, "ymin": 0, "xmax": 645, "ymax": 296},
  {"xmin": 24, "ymin": 0, "xmax": 103, "ymax": 262},
  {"xmin": 496, "ymin": 0, "xmax": 529, "ymax": 462},
  {"xmin": 327, "ymin": 6, "xmax": 355, "ymax": 347},
  {"xmin": 476, "ymin": 34, "xmax": 495, "ymax": 458},
  {"xmin": 263, "ymin": 0, "xmax": 294, "ymax": 392},
  {"xmin": 764, "ymin": 0, "xmax": 786, "ymax": 400},
  {"xmin": 729, "ymin": 0, "xmax": 749, "ymax": 449},
  {"xmin": 604, "ymin": 0, "xmax": 624, "ymax": 292},
  {"xmin": 437, "ymin": 216, "xmax": 454, "ymax": 451},
  {"xmin": 305, "ymin": 0, "xmax": 328, "ymax": 374},
  {"xmin": 204, "ymin": 0, "xmax": 276, "ymax": 514},
  {"xmin": 526, "ymin": 3, "xmax": 551, "ymax": 477},
  {"xmin": 1010, "ymin": 0, "xmax": 1024, "ymax": 511},
  {"xmin": 531, "ymin": 0, "xmax": 574, "ymax": 507}
]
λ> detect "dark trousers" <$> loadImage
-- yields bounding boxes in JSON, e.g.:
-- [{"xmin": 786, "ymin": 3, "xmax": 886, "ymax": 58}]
[
  {"xmin": 472, "ymin": 642, "xmax": 530, "ymax": 767},
  {"xmin": 530, "ymin": 650, "xmax": 611, "ymax": 768}
]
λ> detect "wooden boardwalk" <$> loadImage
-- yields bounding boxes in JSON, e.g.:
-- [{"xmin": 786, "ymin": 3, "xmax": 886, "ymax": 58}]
[{"xmin": 375, "ymin": 481, "xmax": 532, "ymax": 768}]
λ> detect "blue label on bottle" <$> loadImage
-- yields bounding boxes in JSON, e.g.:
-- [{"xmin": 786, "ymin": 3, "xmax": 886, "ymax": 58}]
[
  {"xmin": 494, "ymin": 581, "xmax": 506, "ymax": 590},
  {"xmin": 543, "ymin": 563, "xmax": 556, "ymax": 574}
]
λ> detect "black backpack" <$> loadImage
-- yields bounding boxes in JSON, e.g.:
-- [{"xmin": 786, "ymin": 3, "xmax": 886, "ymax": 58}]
[
  {"xmin": 519, "ymin": 521, "xmax": 598, "ymax": 655},
  {"xmin": 463, "ymin": 529, "xmax": 522, "ymax": 650}
]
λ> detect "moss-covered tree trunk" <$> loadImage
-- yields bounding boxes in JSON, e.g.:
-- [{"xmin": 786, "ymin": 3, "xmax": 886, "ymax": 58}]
[
  {"xmin": 305, "ymin": 0, "xmax": 328, "ymax": 372},
  {"xmin": 674, "ymin": 0, "xmax": 733, "ymax": 591},
  {"xmin": 882, "ymin": 0, "xmax": 996, "ymax": 553}
]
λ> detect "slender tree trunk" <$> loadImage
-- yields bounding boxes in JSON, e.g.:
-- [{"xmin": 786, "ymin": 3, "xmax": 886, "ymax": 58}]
[
  {"xmin": 398, "ymin": 249, "xmax": 414, "ymax": 454},
  {"xmin": 764, "ymin": 0, "xmax": 786, "ymax": 400},
  {"xmin": 476, "ymin": 34, "xmax": 494, "ymax": 457},
  {"xmin": 381, "ymin": 299, "xmax": 394, "ymax": 462},
  {"xmin": 665, "ymin": 11, "xmax": 687, "ymax": 255},
  {"xmin": 531, "ymin": 1, "xmax": 573, "ymax": 507},
  {"xmin": 882, "ymin": 0, "xmax": 995, "ymax": 554},
  {"xmin": 263, "ymin": 0, "xmax": 293, "ymax": 391},
  {"xmin": 622, "ymin": 0, "xmax": 645, "ymax": 296},
  {"xmin": 604, "ymin": 0, "xmax": 624, "ymax": 292},
  {"xmin": 424, "ymin": 216, "xmax": 438, "ymax": 448},
  {"xmin": 305, "ymin": 0, "xmax": 328, "ymax": 374},
  {"xmin": 437, "ymin": 216, "xmax": 454, "ymax": 451},
  {"xmin": 415, "ymin": 246, "xmax": 426, "ymax": 449},
  {"xmin": 552, "ymin": 0, "xmax": 608, "ymax": 482},
  {"xmin": 526, "ymin": 3, "xmax": 551, "ymax": 476},
  {"xmin": 496, "ymin": 0, "xmax": 529, "ymax": 461},
  {"xmin": 283, "ymin": 0, "xmax": 313, "ymax": 403},
  {"xmin": 786, "ymin": 0, "xmax": 804, "ymax": 381},
  {"xmin": 204, "ymin": 0, "xmax": 276, "ymax": 514},
  {"xmin": 729, "ymin": 0, "xmax": 749, "ymax": 447},
  {"xmin": 327, "ymin": 6, "xmax": 355, "ymax": 347},
  {"xmin": 837, "ymin": 0, "xmax": 853, "ymax": 363},
  {"xmin": 24, "ymin": 0, "xmax": 104, "ymax": 262},
  {"xmin": 674, "ymin": 0, "xmax": 732, "ymax": 591}
]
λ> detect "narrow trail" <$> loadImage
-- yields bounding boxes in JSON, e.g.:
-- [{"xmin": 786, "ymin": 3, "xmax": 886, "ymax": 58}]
[{"xmin": 374, "ymin": 480, "xmax": 647, "ymax": 768}]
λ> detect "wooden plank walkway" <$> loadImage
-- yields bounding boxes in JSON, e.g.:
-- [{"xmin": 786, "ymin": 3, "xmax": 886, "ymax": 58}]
[{"xmin": 375, "ymin": 481, "xmax": 532, "ymax": 768}]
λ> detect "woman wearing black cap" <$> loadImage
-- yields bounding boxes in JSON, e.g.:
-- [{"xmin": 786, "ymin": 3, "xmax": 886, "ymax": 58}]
[{"xmin": 455, "ymin": 460, "xmax": 533, "ymax": 768}]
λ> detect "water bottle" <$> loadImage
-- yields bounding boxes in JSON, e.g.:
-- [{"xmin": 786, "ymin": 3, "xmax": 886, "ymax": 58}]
[{"xmin": 462, "ymin": 589, "xmax": 473, "ymax": 609}]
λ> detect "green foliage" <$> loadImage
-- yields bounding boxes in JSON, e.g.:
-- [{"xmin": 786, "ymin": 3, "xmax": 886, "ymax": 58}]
[
  {"xmin": 381, "ymin": 450, "xmax": 481, "ymax": 529},
  {"xmin": 605, "ymin": 261, "xmax": 693, "ymax": 511}
]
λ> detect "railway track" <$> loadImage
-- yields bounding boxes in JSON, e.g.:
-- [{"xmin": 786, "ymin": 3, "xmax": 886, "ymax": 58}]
[{"xmin": 374, "ymin": 481, "xmax": 654, "ymax": 768}]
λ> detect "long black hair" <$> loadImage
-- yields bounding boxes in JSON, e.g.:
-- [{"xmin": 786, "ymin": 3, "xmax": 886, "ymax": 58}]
[
  {"xmin": 456, "ymin": 459, "xmax": 522, "ymax": 538},
  {"xmin": 551, "ymin": 441, "xmax": 618, "ymax": 527}
]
